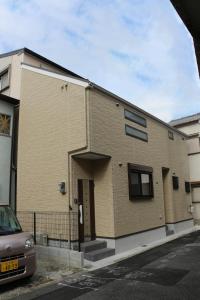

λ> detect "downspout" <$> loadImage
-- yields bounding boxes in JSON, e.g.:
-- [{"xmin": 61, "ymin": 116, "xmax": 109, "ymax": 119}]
[
  {"xmin": 9, "ymin": 104, "xmax": 20, "ymax": 213},
  {"xmin": 67, "ymin": 85, "xmax": 90, "ymax": 249}
]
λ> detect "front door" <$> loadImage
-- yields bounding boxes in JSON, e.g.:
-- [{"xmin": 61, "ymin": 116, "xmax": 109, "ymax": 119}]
[
  {"xmin": 78, "ymin": 179, "xmax": 95, "ymax": 243},
  {"xmin": 162, "ymin": 167, "xmax": 170, "ymax": 223}
]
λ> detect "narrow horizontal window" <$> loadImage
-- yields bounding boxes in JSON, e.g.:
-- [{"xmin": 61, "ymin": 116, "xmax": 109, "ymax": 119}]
[
  {"xmin": 168, "ymin": 131, "xmax": 174, "ymax": 140},
  {"xmin": 185, "ymin": 181, "xmax": 191, "ymax": 193},
  {"xmin": 0, "ymin": 113, "xmax": 11, "ymax": 136},
  {"xmin": 172, "ymin": 176, "xmax": 179, "ymax": 190},
  {"xmin": 125, "ymin": 109, "xmax": 147, "ymax": 127},
  {"xmin": 125, "ymin": 124, "xmax": 148, "ymax": 142},
  {"xmin": 128, "ymin": 164, "xmax": 153, "ymax": 199},
  {"xmin": 0, "ymin": 69, "xmax": 9, "ymax": 91}
]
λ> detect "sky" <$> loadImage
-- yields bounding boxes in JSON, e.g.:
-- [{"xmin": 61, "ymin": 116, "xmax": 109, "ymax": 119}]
[{"xmin": 0, "ymin": 0, "xmax": 199, "ymax": 122}]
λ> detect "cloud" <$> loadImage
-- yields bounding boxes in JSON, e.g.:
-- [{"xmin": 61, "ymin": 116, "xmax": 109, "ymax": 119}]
[{"xmin": 0, "ymin": 0, "xmax": 199, "ymax": 121}]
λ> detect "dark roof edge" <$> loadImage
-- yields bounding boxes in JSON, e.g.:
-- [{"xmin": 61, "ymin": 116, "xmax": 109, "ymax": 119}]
[
  {"xmin": 90, "ymin": 82, "xmax": 188, "ymax": 138},
  {"xmin": 170, "ymin": 112, "xmax": 200, "ymax": 124},
  {"xmin": 0, "ymin": 48, "xmax": 24, "ymax": 59},
  {"xmin": 0, "ymin": 48, "xmax": 188, "ymax": 137},
  {"xmin": 0, "ymin": 47, "xmax": 85, "ymax": 80},
  {"xmin": 0, "ymin": 93, "xmax": 20, "ymax": 105},
  {"xmin": 23, "ymin": 48, "xmax": 84, "ymax": 79}
]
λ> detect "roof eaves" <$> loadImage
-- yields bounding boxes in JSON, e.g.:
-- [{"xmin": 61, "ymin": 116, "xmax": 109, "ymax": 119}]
[
  {"xmin": 0, "ymin": 48, "xmax": 24, "ymax": 59},
  {"xmin": 0, "ymin": 47, "xmax": 85, "ymax": 80},
  {"xmin": 170, "ymin": 113, "xmax": 200, "ymax": 126},
  {"xmin": 22, "ymin": 48, "xmax": 85, "ymax": 80}
]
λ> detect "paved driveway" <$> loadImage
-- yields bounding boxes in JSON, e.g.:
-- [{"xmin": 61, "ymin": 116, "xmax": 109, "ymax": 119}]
[{"xmin": 4, "ymin": 230, "xmax": 200, "ymax": 300}]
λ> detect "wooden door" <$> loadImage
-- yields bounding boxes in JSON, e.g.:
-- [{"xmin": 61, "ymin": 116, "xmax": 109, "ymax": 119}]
[{"xmin": 78, "ymin": 179, "xmax": 95, "ymax": 243}]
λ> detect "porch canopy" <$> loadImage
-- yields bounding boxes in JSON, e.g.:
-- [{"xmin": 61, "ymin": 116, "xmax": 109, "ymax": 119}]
[{"xmin": 72, "ymin": 152, "xmax": 111, "ymax": 160}]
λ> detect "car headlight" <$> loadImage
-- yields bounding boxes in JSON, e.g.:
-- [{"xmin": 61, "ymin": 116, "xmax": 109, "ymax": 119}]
[{"xmin": 25, "ymin": 238, "xmax": 34, "ymax": 249}]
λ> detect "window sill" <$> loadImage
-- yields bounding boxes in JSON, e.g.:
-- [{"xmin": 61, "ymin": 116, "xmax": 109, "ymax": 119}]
[
  {"xmin": 0, "ymin": 133, "xmax": 11, "ymax": 138},
  {"xmin": 129, "ymin": 195, "xmax": 154, "ymax": 201}
]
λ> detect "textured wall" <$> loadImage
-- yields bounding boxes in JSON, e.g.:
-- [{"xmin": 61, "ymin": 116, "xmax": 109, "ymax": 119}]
[
  {"xmin": 17, "ymin": 68, "xmax": 86, "ymax": 212},
  {"xmin": 88, "ymin": 88, "xmax": 192, "ymax": 237}
]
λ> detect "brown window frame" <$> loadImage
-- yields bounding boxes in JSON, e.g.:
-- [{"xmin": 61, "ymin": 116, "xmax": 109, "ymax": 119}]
[{"xmin": 128, "ymin": 163, "xmax": 154, "ymax": 200}]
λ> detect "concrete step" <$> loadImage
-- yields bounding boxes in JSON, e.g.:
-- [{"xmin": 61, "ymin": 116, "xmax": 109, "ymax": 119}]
[
  {"xmin": 84, "ymin": 247, "xmax": 115, "ymax": 261},
  {"xmin": 81, "ymin": 240, "xmax": 107, "ymax": 253}
]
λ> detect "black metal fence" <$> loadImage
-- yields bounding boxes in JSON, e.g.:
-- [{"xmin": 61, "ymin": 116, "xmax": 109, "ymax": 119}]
[{"xmin": 17, "ymin": 211, "xmax": 79, "ymax": 250}]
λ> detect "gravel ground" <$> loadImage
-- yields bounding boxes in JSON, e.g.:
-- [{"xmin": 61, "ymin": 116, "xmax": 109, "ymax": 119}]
[{"xmin": 0, "ymin": 258, "xmax": 80, "ymax": 300}]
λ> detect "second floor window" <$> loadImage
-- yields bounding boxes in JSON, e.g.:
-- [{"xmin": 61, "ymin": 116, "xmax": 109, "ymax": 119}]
[
  {"xmin": 0, "ymin": 69, "xmax": 9, "ymax": 92},
  {"xmin": 125, "ymin": 109, "xmax": 147, "ymax": 127},
  {"xmin": 125, "ymin": 124, "xmax": 148, "ymax": 142}
]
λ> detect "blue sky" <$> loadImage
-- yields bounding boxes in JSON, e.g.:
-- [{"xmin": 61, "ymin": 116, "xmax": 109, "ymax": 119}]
[{"xmin": 0, "ymin": 0, "xmax": 199, "ymax": 121}]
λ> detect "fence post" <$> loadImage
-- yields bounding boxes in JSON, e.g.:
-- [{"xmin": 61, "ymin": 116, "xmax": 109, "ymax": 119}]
[
  {"xmin": 78, "ymin": 210, "xmax": 81, "ymax": 252},
  {"xmin": 33, "ymin": 212, "xmax": 36, "ymax": 244}
]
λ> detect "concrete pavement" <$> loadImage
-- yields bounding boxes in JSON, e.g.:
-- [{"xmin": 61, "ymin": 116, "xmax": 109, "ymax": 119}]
[{"xmin": 10, "ymin": 229, "xmax": 200, "ymax": 300}]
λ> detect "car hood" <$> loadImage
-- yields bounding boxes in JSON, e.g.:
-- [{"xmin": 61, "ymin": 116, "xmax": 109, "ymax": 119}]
[{"xmin": 0, "ymin": 232, "xmax": 33, "ymax": 257}]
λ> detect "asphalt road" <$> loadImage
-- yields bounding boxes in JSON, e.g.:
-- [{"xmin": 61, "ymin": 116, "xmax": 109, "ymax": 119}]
[{"xmin": 4, "ymin": 230, "xmax": 200, "ymax": 300}]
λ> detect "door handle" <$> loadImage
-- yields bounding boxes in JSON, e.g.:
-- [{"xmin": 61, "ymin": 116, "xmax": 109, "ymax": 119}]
[{"xmin": 79, "ymin": 205, "xmax": 83, "ymax": 224}]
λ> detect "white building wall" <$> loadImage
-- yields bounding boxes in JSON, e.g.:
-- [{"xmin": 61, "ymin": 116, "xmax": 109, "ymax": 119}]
[
  {"xmin": 189, "ymin": 155, "xmax": 200, "ymax": 181},
  {"xmin": 0, "ymin": 100, "xmax": 14, "ymax": 205},
  {"xmin": 179, "ymin": 123, "xmax": 200, "ymax": 135}
]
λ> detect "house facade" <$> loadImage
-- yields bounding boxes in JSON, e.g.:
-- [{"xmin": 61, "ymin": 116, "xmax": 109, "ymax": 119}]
[
  {"xmin": 170, "ymin": 114, "xmax": 200, "ymax": 224},
  {"xmin": 0, "ymin": 48, "xmax": 194, "ymax": 255},
  {"xmin": 0, "ymin": 93, "xmax": 19, "ymax": 210}
]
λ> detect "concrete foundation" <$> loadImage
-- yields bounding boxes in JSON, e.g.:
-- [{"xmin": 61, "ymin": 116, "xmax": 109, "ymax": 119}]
[
  {"xmin": 36, "ymin": 245, "xmax": 84, "ymax": 269},
  {"xmin": 166, "ymin": 219, "xmax": 194, "ymax": 234},
  {"xmin": 97, "ymin": 219, "xmax": 194, "ymax": 254},
  {"xmin": 98, "ymin": 226, "xmax": 166, "ymax": 254}
]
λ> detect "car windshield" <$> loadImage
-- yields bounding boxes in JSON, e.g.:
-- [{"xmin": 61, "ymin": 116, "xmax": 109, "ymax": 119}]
[{"xmin": 0, "ymin": 206, "xmax": 22, "ymax": 235}]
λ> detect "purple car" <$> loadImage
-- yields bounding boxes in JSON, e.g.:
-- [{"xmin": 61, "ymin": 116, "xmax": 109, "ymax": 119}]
[{"xmin": 0, "ymin": 205, "xmax": 36, "ymax": 285}]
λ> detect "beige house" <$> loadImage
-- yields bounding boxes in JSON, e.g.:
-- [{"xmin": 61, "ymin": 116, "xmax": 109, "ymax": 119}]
[
  {"xmin": 170, "ymin": 114, "xmax": 200, "ymax": 224},
  {"xmin": 0, "ymin": 48, "xmax": 194, "ymax": 259}
]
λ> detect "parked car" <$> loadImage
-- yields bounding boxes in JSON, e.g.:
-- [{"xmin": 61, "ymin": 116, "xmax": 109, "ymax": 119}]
[{"xmin": 0, "ymin": 205, "xmax": 36, "ymax": 285}]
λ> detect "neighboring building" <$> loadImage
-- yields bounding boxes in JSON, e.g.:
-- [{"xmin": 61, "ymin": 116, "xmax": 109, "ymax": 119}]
[
  {"xmin": 0, "ymin": 93, "xmax": 19, "ymax": 211},
  {"xmin": 0, "ymin": 48, "xmax": 194, "ymax": 258},
  {"xmin": 170, "ymin": 114, "xmax": 200, "ymax": 224},
  {"xmin": 170, "ymin": 0, "xmax": 200, "ymax": 76}
]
